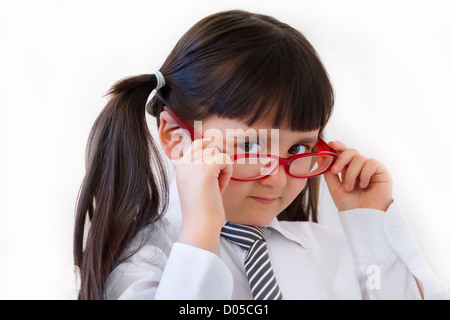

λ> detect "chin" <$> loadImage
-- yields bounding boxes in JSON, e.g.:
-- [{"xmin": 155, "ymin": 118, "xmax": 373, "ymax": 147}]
[{"xmin": 226, "ymin": 212, "xmax": 277, "ymax": 227}]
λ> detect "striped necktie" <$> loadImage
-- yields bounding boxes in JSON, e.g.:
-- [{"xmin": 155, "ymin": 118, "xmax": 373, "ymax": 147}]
[{"xmin": 221, "ymin": 222, "xmax": 283, "ymax": 300}]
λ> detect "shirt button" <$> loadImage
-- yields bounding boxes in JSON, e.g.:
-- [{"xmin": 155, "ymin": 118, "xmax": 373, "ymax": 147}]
[{"xmin": 392, "ymin": 227, "xmax": 403, "ymax": 240}]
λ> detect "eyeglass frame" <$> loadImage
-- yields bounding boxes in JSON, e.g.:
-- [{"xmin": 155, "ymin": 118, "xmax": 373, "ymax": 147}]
[{"xmin": 163, "ymin": 106, "xmax": 338, "ymax": 181}]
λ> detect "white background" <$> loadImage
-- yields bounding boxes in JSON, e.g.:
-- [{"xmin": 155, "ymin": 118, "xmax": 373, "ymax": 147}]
[{"xmin": 1, "ymin": 0, "xmax": 449, "ymax": 299}]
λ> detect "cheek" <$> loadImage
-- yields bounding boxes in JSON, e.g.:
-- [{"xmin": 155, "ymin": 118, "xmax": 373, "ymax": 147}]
[
  {"xmin": 282, "ymin": 178, "xmax": 309, "ymax": 203},
  {"xmin": 221, "ymin": 180, "xmax": 252, "ymax": 204}
]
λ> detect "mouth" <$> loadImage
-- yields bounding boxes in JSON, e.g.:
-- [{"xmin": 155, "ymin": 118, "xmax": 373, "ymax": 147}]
[{"xmin": 249, "ymin": 196, "xmax": 279, "ymax": 205}]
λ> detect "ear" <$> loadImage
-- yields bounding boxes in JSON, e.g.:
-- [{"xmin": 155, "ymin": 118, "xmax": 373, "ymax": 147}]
[{"xmin": 159, "ymin": 109, "xmax": 189, "ymax": 160}]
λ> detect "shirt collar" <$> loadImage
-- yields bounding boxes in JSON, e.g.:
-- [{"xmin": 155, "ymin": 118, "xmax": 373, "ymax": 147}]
[{"xmin": 268, "ymin": 217, "xmax": 308, "ymax": 249}]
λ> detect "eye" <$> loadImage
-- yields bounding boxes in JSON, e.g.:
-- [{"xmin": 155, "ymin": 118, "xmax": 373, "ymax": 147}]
[
  {"xmin": 239, "ymin": 141, "xmax": 263, "ymax": 154},
  {"xmin": 288, "ymin": 144, "xmax": 310, "ymax": 155}
]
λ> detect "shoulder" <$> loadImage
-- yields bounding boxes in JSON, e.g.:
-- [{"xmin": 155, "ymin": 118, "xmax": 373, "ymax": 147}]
[
  {"xmin": 127, "ymin": 217, "xmax": 178, "ymax": 262},
  {"xmin": 105, "ymin": 217, "xmax": 178, "ymax": 299}
]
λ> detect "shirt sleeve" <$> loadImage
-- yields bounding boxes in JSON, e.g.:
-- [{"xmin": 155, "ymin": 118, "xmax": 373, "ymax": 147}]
[
  {"xmin": 155, "ymin": 242, "xmax": 233, "ymax": 299},
  {"xmin": 339, "ymin": 201, "xmax": 450, "ymax": 300},
  {"xmin": 105, "ymin": 241, "xmax": 233, "ymax": 300}
]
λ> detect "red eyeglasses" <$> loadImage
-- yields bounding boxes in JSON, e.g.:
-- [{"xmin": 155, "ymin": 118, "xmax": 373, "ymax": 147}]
[{"xmin": 164, "ymin": 107, "xmax": 337, "ymax": 181}]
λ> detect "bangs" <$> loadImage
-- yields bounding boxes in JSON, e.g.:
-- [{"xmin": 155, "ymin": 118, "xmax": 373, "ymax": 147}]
[{"xmin": 203, "ymin": 30, "xmax": 334, "ymax": 132}]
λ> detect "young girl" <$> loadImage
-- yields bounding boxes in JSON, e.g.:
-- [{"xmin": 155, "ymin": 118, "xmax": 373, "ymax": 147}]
[{"xmin": 74, "ymin": 10, "xmax": 449, "ymax": 300}]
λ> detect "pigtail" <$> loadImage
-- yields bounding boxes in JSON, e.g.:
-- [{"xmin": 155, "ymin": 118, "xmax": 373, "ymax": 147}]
[{"xmin": 74, "ymin": 74, "xmax": 169, "ymax": 300}]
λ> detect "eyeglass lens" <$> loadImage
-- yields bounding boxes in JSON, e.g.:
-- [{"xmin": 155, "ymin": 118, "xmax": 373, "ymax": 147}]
[{"xmin": 231, "ymin": 155, "xmax": 335, "ymax": 180}]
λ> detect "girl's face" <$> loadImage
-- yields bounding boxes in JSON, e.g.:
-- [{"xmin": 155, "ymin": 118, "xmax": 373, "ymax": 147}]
[{"xmin": 199, "ymin": 116, "xmax": 320, "ymax": 227}]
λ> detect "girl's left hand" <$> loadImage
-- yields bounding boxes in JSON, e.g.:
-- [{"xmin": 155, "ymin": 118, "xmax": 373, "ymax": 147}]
[{"xmin": 323, "ymin": 141, "xmax": 394, "ymax": 212}]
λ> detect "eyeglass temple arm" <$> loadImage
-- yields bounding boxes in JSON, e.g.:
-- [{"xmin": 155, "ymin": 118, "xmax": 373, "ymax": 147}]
[{"xmin": 163, "ymin": 106, "xmax": 203, "ymax": 141}]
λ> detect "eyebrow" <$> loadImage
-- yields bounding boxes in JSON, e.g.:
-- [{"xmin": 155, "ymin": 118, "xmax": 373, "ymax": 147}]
[{"xmin": 293, "ymin": 136, "xmax": 319, "ymax": 146}]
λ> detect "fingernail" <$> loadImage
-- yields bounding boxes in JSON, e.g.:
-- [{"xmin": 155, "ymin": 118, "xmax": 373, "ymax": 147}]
[{"xmin": 344, "ymin": 183, "xmax": 352, "ymax": 191}]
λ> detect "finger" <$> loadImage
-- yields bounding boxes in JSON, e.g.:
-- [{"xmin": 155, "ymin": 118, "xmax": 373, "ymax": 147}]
[
  {"xmin": 199, "ymin": 148, "xmax": 233, "ymax": 192},
  {"xmin": 215, "ymin": 153, "xmax": 234, "ymax": 194},
  {"xmin": 330, "ymin": 148, "xmax": 359, "ymax": 174},
  {"xmin": 202, "ymin": 146, "xmax": 228, "ymax": 165},
  {"xmin": 359, "ymin": 159, "xmax": 387, "ymax": 188},
  {"xmin": 328, "ymin": 140, "xmax": 348, "ymax": 154},
  {"xmin": 182, "ymin": 138, "xmax": 218, "ymax": 164},
  {"xmin": 340, "ymin": 166, "xmax": 348, "ymax": 180},
  {"xmin": 323, "ymin": 170, "xmax": 343, "ymax": 195},
  {"xmin": 342, "ymin": 155, "xmax": 367, "ymax": 191}
]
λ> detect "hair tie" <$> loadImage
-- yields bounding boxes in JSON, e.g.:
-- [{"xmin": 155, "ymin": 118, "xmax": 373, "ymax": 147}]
[{"xmin": 154, "ymin": 70, "xmax": 166, "ymax": 90}]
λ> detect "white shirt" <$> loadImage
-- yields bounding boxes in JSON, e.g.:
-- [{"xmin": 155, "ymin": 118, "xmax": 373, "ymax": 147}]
[{"xmin": 105, "ymin": 180, "xmax": 449, "ymax": 300}]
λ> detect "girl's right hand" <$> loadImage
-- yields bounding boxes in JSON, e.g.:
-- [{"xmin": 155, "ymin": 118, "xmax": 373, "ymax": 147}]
[{"xmin": 175, "ymin": 137, "xmax": 233, "ymax": 255}]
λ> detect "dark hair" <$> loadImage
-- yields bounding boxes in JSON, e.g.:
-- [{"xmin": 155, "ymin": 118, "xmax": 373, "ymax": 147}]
[{"xmin": 74, "ymin": 9, "xmax": 334, "ymax": 299}]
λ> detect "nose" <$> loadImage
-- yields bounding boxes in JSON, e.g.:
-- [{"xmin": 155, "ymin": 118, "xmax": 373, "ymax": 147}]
[{"xmin": 258, "ymin": 163, "xmax": 288, "ymax": 188}]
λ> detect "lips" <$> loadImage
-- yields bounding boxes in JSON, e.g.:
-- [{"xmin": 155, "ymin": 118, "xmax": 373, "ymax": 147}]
[{"xmin": 250, "ymin": 196, "xmax": 279, "ymax": 204}]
